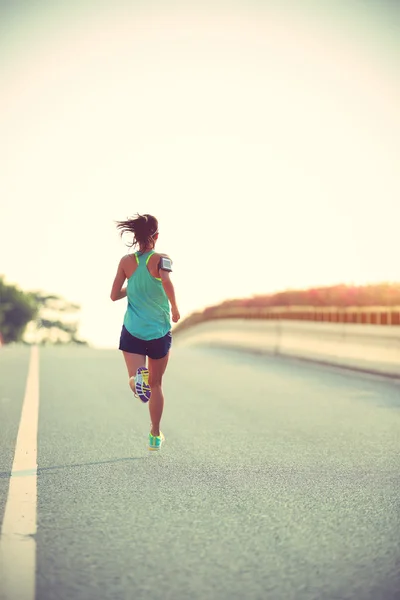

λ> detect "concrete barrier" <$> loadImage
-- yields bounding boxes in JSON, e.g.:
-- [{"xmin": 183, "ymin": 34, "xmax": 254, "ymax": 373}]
[{"xmin": 174, "ymin": 318, "xmax": 400, "ymax": 379}]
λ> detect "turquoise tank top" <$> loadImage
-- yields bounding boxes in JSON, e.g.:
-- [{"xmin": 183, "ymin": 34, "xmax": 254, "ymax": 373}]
[{"xmin": 123, "ymin": 251, "xmax": 171, "ymax": 341}]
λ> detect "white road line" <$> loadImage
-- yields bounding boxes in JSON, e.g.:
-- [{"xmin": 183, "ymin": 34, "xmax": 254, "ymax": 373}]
[{"xmin": 0, "ymin": 346, "xmax": 39, "ymax": 600}]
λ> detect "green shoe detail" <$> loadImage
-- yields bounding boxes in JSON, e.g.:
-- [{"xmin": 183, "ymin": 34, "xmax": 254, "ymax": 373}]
[{"xmin": 148, "ymin": 432, "xmax": 165, "ymax": 451}]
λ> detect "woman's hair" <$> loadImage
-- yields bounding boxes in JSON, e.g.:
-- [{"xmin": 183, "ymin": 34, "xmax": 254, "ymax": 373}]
[{"xmin": 116, "ymin": 213, "xmax": 159, "ymax": 251}]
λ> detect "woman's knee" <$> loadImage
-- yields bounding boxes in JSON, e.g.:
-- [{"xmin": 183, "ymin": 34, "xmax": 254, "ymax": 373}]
[{"xmin": 149, "ymin": 373, "xmax": 162, "ymax": 388}]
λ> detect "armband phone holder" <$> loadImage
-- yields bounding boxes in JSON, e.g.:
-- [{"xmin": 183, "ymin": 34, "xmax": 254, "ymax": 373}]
[{"xmin": 159, "ymin": 256, "xmax": 173, "ymax": 272}]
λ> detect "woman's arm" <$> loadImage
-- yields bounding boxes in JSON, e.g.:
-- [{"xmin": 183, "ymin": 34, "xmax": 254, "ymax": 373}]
[
  {"xmin": 160, "ymin": 270, "xmax": 180, "ymax": 322},
  {"xmin": 110, "ymin": 259, "xmax": 127, "ymax": 301}
]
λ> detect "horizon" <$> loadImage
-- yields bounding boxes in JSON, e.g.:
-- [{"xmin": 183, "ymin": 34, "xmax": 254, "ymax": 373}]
[{"xmin": 2, "ymin": 275, "xmax": 400, "ymax": 349}]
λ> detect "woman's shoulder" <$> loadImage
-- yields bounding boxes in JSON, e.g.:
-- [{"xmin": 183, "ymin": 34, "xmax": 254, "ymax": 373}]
[
  {"xmin": 147, "ymin": 250, "xmax": 172, "ymax": 277},
  {"xmin": 119, "ymin": 253, "xmax": 137, "ymax": 271},
  {"xmin": 121, "ymin": 252, "xmax": 137, "ymax": 263},
  {"xmin": 152, "ymin": 250, "xmax": 171, "ymax": 259}
]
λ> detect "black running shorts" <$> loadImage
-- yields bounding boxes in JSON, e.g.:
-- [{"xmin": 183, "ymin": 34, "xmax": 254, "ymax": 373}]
[{"xmin": 119, "ymin": 325, "xmax": 172, "ymax": 359}]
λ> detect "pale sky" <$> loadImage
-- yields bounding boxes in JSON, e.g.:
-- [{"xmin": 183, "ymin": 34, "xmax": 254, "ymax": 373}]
[{"xmin": 1, "ymin": 0, "xmax": 399, "ymax": 348}]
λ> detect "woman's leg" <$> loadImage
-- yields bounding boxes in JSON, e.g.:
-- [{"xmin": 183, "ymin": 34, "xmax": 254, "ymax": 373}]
[
  {"xmin": 148, "ymin": 352, "xmax": 169, "ymax": 437},
  {"xmin": 122, "ymin": 351, "xmax": 146, "ymax": 394}
]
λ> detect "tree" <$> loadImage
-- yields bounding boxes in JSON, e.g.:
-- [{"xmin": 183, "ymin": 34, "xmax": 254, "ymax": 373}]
[
  {"xmin": 0, "ymin": 277, "xmax": 38, "ymax": 344},
  {"xmin": 28, "ymin": 292, "xmax": 87, "ymax": 345},
  {"xmin": 0, "ymin": 278, "xmax": 87, "ymax": 345}
]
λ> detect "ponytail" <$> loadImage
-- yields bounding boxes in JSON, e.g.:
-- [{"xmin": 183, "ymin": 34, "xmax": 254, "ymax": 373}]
[{"xmin": 116, "ymin": 213, "xmax": 158, "ymax": 252}]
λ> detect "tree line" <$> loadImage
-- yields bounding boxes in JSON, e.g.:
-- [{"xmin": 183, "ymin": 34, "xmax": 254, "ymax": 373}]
[
  {"xmin": 218, "ymin": 283, "xmax": 400, "ymax": 309},
  {"xmin": 0, "ymin": 277, "xmax": 87, "ymax": 345}
]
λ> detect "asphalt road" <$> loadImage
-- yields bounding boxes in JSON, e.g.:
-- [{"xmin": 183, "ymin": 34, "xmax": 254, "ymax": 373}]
[{"xmin": 0, "ymin": 343, "xmax": 400, "ymax": 600}]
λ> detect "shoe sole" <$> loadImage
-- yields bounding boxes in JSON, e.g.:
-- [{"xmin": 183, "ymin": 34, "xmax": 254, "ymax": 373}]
[{"xmin": 135, "ymin": 367, "xmax": 151, "ymax": 403}]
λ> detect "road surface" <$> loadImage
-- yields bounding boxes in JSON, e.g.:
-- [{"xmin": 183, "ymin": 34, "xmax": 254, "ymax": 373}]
[{"xmin": 0, "ymin": 343, "xmax": 399, "ymax": 600}]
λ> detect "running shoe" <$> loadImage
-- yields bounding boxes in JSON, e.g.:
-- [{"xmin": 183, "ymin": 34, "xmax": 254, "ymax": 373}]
[
  {"xmin": 135, "ymin": 366, "xmax": 151, "ymax": 403},
  {"xmin": 148, "ymin": 432, "xmax": 165, "ymax": 451},
  {"xmin": 129, "ymin": 376, "xmax": 139, "ymax": 398}
]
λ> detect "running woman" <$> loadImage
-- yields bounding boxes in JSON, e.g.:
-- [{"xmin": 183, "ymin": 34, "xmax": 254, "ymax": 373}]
[{"xmin": 110, "ymin": 213, "xmax": 180, "ymax": 451}]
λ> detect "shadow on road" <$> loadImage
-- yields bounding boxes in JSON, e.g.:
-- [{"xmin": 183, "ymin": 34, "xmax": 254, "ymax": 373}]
[{"xmin": 0, "ymin": 456, "xmax": 145, "ymax": 479}]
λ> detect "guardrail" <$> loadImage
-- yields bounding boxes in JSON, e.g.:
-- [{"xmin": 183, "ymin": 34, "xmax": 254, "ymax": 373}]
[
  {"xmin": 174, "ymin": 305, "xmax": 400, "ymax": 335},
  {"xmin": 174, "ymin": 315, "xmax": 400, "ymax": 379}
]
